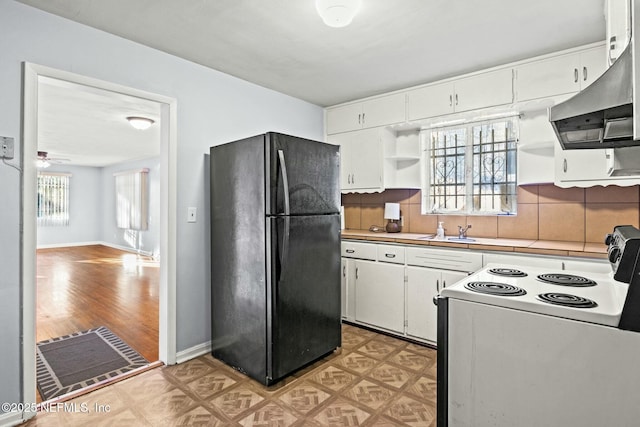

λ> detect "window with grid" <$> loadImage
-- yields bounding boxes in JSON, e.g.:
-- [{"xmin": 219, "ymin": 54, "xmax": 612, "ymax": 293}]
[
  {"xmin": 423, "ymin": 117, "xmax": 518, "ymax": 215},
  {"xmin": 114, "ymin": 168, "xmax": 149, "ymax": 230},
  {"xmin": 37, "ymin": 172, "xmax": 71, "ymax": 226}
]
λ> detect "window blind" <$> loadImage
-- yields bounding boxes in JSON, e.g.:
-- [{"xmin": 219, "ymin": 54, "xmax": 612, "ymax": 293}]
[
  {"xmin": 37, "ymin": 172, "xmax": 71, "ymax": 226},
  {"xmin": 114, "ymin": 168, "xmax": 149, "ymax": 231}
]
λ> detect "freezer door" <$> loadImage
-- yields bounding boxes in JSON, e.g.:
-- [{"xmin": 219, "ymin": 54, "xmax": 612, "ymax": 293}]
[
  {"xmin": 267, "ymin": 132, "xmax": 341, "ymax": 216},
  {"xmin": 268, "ymin": 214, "xmax": 341, "ymax": 383}
]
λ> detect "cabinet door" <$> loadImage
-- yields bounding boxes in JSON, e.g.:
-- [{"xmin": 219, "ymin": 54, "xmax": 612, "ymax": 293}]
[
  {"xmin": 555, "ymin": 145, "xmax": 610, "ymax": 184},
  {"xmin": 406, "ymin": 267, "xmax": 440, "ymax": 342},
  {"xmin": 328, "ymin": 129, "xmax": 382, "ymax": 191},
  {"xmin": 515, "ymin": 53, "xmax": 581, "ymax": 101},
  {"xmin": 341, "ymin": 258, "xmax": 356, "ymax": 321},
  {"xmin": 579, "ymin": 46, "xmax": 606, "ymax": 90},
  {"xmin": 407, "ymin": 82, "xmax": 455, "ymax": 121},
  {"xmin": 354, "ymin": 260, "xmax": 404, "ymax": 333},
  {"xmin": 326, "ymin": 103, "xmax": 363, "ymax": 134},
  {"xmin": 328, "ymin": 132, "xmax": 353, "ymax": 189},
  {"xmin": 454, "ymin": 68, "xmax": 513, "ymax": 113},
  {"xmin": 361, "ymin": 93, "xmax": 406, "ymax": 129}
]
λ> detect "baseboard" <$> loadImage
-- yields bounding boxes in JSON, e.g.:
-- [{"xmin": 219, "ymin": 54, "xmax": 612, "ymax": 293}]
[
  {"xmin": 176, "ymin": 341, "xmax": 212, "ymax": 364},
  {"xmin": 37, "ymin": 241, "xmax": 102, "ymax": 249},
  {"xmin": 0, "ymin": 410, "xmax": 28, "ymax": 427},
  {"xmin": 36, "ymin": 241, "xmax": 153, "ymax": 258},
  {"xmin": 99, "ymin": 241, "xmax": 154, "ymax": 257}
]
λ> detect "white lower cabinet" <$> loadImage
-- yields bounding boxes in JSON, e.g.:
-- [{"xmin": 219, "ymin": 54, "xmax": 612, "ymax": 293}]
[
  {"xmin": 406, "ymin": 267, "xmax": 467, "ymax": 343},
  {"xmin": 342, "ymin": 240, "xmax": 475, "ymax": 344},
  {"xmin": 354, "ymin": 260, "xmax": 405, "ymax": 333}
]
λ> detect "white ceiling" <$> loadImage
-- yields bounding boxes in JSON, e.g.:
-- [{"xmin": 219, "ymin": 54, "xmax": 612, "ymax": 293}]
[
  {"xmin": 18, "ymin": 0, "xmax": 607, "ymax": 166},
  {"xmin": 37, "ymin": 77, "xmax": 161, "ymax": 167}
]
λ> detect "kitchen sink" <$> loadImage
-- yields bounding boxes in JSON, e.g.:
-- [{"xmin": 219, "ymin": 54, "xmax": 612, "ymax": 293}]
[{"xmin": 447, "ymin": 237, "xmax": 476, "ymax": 242}]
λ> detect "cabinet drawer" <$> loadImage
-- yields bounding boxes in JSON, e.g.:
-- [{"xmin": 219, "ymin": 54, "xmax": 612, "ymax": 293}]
[
  {"xmin": 341, "ymin": 241, "xmax": 376, "ymax": 260},
  {"xmin": 377, "ymin": 245, "xmax": 405, "ymax": 264},
  {"xmin": 406, "ymin": 247, "xmax": 482, "ymax": 272}
]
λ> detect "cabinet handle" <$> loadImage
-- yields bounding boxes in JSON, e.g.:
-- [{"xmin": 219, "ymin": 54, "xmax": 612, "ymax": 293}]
[
  {"xmin": 583, "ymin": 66, "xmax": 587, "ymax": 82},
  {"xmin": 343, "ymin": 265, "xmax": 346, "ymax": 276},
  {"xmin": 455, "ymin": 94, "xmax": 458, "ymax": 106},
  {"xmin": 358, "ymin": 113, "xmax": 361, "ymax": 124},
  {"xmin": 355, "ymin": 267, "xmax": 359, "ymax": 279},
  {"xmin": 563, "ymin": 158, "xmax": 568, "ymax": 173},
  {"xmin": 345, "ymin": 249, "xmax": 355, "ymax": 253},
  {"xmin": 385, "ymin": 253, "xmax": 396, "ymax": 258},
  {"xmin": 436, "ymin": 279, "xmax": 440, "ymax": 292},
  {"xmin": 449, "ymin": 94, "xmax": 453, "ymax": 107},
  {"xmin": 362, "ymin": 113, "xmax": 365, "ymax": 124},
  {"xmin": 352, "ymin": 174, "xmax": 355, "ymax": 184},
  {"xmin": 574, "ymin": 68, "xmax": 579, "ymax": 83}
]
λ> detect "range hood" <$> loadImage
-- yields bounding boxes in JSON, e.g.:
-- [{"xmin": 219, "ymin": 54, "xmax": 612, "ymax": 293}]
[{"xmin": 550, "ymin": 1, "xmax": 639, "ymax": 150}]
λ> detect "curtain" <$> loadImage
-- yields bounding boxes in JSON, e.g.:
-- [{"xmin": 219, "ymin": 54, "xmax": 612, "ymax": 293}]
[{"xmin": 114, "ymin": 168, "xmax": 149, "ymax": 230}]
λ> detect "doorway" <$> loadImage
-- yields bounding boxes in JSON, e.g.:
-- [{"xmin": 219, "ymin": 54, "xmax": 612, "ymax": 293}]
[{"xmin": 22, "ymin": 63, "xmax": 177, "ymax": 408}]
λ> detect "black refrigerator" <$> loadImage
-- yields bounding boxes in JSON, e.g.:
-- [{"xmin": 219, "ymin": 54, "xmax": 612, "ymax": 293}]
[{"xmin": 209, "ymin": 132, "xmax": 341, "ymax": 385}]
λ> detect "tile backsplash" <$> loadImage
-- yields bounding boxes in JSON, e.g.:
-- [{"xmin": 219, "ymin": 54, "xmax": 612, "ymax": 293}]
[{"xmin": 341, "ymin": 185, "xmax": 640, "ymax": 244}]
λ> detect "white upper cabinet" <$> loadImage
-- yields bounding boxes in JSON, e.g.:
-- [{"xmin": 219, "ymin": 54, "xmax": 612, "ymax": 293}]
[
  {"xmin": 407, "ymin": 68, "xmax": 514, "ymax": 121},
  {"xmin": 326, "ymin": 93, "xmax": 406, "ymax": 135},
  {"xmin": 515, "ymin": 45, "xmax": 606, "ymax": 102},
  {"xmin": 554, "ymin": 143, "xmax": 610, "ymax": 186},
  {"xmin": 329, "ymin": 127, "xmax": 383, "ymax": 192},
  {"xmin": 326, "ymin": 103, "xmax": 363, "ymax": 134},
  {"xmin": 454, "ymin": 68, "xmax": 514, "ymax": 112},
  {"xmin": 407, "ymin": 81, "xmax": 455, "ymax": 120}
]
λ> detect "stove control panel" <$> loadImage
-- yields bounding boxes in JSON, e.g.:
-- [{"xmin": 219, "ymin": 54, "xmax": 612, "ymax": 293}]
[{"xmin": 607, "ymin": 225, "xmax": 640, "ymax": 283}]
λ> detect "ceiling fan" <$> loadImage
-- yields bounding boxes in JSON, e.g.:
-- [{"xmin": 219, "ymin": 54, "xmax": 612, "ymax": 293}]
[{"xmin": 37, "ymin": 151, "xmax": 70, "ymax": 168}]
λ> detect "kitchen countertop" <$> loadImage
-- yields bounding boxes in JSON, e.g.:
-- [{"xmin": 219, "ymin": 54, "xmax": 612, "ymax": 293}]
[{"xmin": 341, "ymin": 230, "xmax": 608, "ymax": 259}]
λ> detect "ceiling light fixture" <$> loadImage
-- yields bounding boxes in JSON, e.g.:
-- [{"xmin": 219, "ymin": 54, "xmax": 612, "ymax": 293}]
[
  {"xmin": 126, "ymin": 116, "xmax": 155, "ymax": 130},
  {"xmin": 315, "ymin": 0, "xmax": 362, "ymax": 28},
  {"xmin": 36, "ymin": 151, "xmax": 50, "ymax": 168}
]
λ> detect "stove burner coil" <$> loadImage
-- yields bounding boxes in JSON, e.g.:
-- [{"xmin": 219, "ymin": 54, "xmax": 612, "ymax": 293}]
[
  {"xmin": 537, "ymin": 293, "xmax": 598, "ymax": 308},
  {"xmin": 464, "ymin": 281, "xmax": 527, "ymax": 296},
  {"xmin": 536, "ymin": 273, "xmax": 597, "ymax": 287},
  {"xmin": 488, "ymin": 268, "xmax": 528, "ymax": 277}
]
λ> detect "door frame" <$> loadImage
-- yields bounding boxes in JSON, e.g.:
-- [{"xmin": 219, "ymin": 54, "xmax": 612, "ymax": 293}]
[{"xmin": 21, "ymin": 62, "xmax": 177, "ymax": 410}]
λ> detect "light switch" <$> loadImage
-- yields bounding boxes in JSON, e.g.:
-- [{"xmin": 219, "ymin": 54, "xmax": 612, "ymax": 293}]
[{"xmin": 187, "ymin": 207, "xmax": 197, "ymax": 223}]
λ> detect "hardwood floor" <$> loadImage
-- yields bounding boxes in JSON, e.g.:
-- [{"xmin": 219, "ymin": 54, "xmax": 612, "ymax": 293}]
[{"xmin": 36, "ymin": 244, "xmax": 159, "ymax": 368}]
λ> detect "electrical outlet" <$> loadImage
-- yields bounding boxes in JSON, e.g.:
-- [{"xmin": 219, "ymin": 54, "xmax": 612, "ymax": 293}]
[
  {"xmin": 187, "ymin": 207, "xmax": 197, "ymax": 223},
  {"xmin": 1, "ymin": 136, "xmax": 14, "ymax": 159}
]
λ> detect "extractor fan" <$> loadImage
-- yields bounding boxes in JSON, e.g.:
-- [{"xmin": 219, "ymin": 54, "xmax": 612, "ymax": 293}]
[{"xmin": 37, "ymin": 151, "xmax": 69, "ymax": 168}]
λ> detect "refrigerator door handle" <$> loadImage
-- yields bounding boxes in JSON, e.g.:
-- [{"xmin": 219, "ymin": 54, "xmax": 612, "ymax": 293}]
[
  {"xmin": 277, "ymin": 150, "xmax": 290, "ymax": 216},
  {"xmin": 277, "ymin": 150, "xmax": 291, "ymax": 274},
  {"xmin": 280, "ymin": 216, "xmax": 290, "ymax": 270}
]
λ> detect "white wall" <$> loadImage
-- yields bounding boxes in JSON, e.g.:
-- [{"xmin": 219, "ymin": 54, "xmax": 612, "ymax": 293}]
[
  {"xmin": 36, "ymin": 158, "xmax": 161, "ymax": 257},
  {"xmin": 0, "ymin": 0, "xmax": 323, "ymax": 411}
]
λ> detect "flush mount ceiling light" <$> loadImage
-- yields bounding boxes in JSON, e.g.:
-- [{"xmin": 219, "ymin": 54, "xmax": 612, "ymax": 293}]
[
  {"xmin": 315, "ymin": 0, "xmax": 362, "ymax": 28},
  {"xmin": 126, "ymin": 116, "xmax": 155, "ymax": 130}
]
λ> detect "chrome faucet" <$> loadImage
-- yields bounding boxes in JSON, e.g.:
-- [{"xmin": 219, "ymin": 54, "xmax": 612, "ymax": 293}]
[{"xmin": 458, "ymin": 224, "xmax": 472, "ymax": 239}]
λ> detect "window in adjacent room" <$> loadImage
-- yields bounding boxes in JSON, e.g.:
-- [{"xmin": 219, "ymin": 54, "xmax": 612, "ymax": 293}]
[
  {"xmin": 114, "ymin": 168, "xmax": 149, "ymax": 230},
  {"xmin": 37, "ymin": 172, "xmax": 71, "ymax": 226},
  {"xmin": 422, "ymin": 116, "xmax": 518, "ymax": 215}
]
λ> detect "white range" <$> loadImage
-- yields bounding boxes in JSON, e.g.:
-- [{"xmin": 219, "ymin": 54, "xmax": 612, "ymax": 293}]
[{"xmin": 437, "ymin": 225, "xmax": 640, "ymax": 427}]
